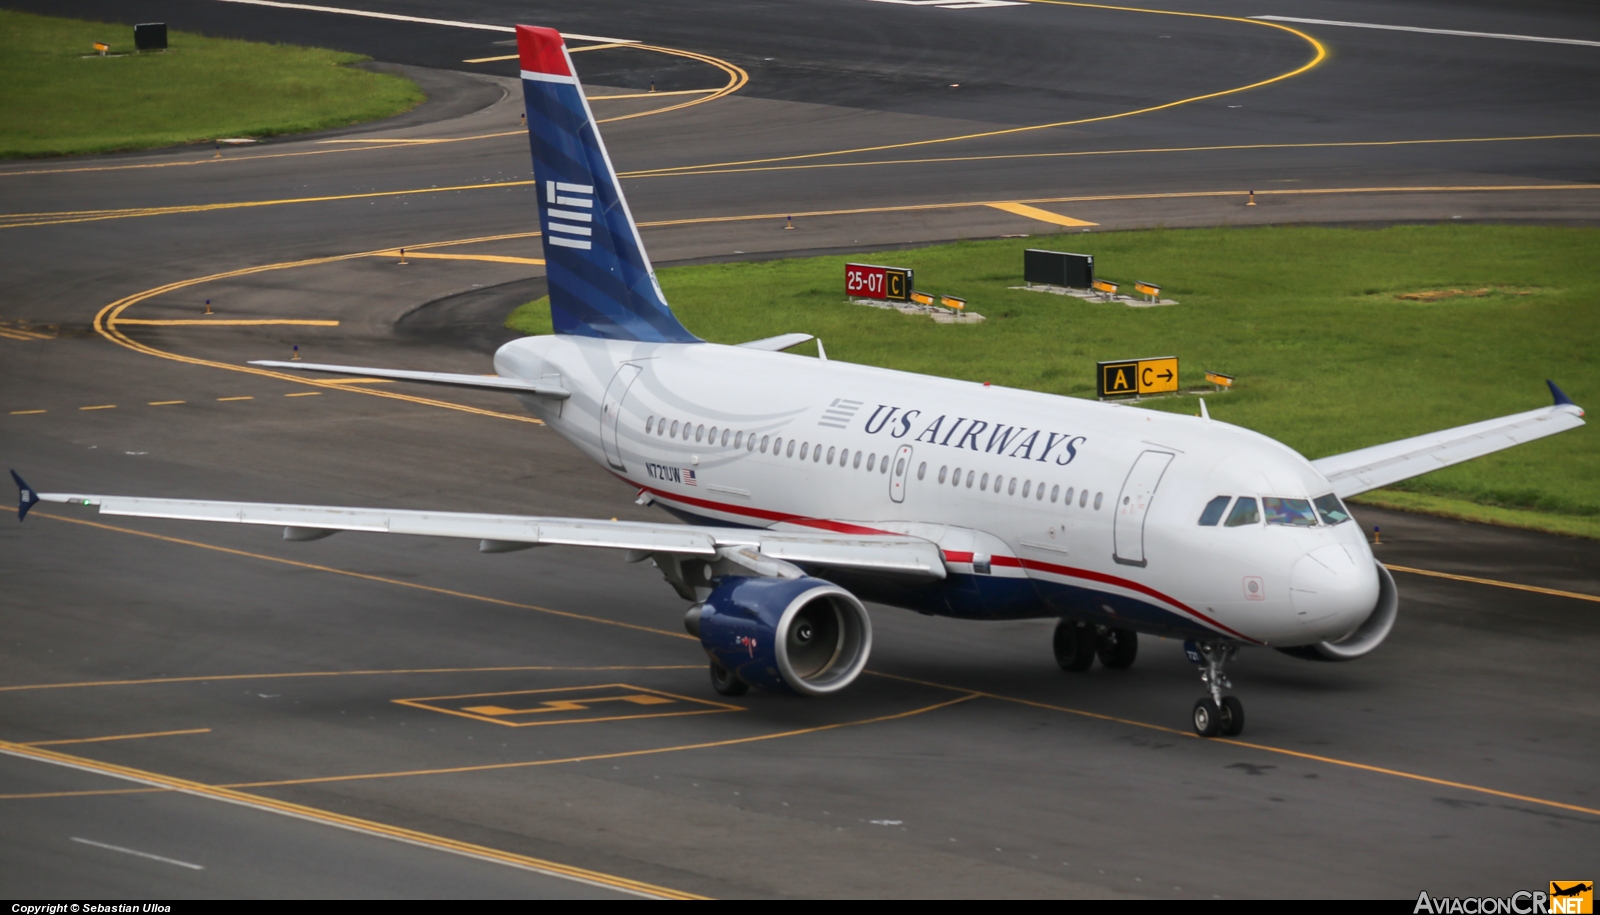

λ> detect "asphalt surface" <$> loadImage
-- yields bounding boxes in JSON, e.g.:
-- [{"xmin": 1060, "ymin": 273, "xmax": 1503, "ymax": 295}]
[{"xmin": 1, "ymin": 0, "xmax": 1598, "ymax": 899}]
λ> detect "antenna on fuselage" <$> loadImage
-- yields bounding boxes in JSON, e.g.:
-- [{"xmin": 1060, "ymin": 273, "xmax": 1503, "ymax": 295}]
[
  {"xmin": 816, "ymin": 338, "xmax": 828, "ymax": 361},
  {"xmin": 1199, "ymin": 398, "xmax": 1211, "ymax": 422}
]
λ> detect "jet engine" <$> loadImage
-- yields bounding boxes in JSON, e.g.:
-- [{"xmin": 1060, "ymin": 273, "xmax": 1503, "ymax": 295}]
[
  {"xmin": 686, "ymin": 576, "xmax": 872, "ymax": 695},
  {"xmin": 1278, "ymin": 561, "xmax": 1399, "ymax": 661}
]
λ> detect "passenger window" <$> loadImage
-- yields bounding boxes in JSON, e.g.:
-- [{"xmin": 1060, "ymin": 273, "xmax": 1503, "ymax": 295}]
[
  {"xmin": 1263, "ymin": 497, "xmax": 1317, "ymax": 527},
  {"xmin": 646, "ymin": 416, "xmax": 655, "ymax": 434},
  {"xmin": 1198, "ymin": 496, "xmax": 1231, "ymax": 526},
  {"xmin": 881, "ymin": 456, "xmax": 890, "ymax": 475},
  {"xmin": 827, "ymin": 446, "xmax": 835, "ymax": 465},
  {"xmin": 951, "ymin": 466, "xmax": 961, "ymax": 486},
  {"xmin": 774, "ymin": 437, "xmax": 784, "ymax": 455},
  {"xmin": 980, "ymin": 473, "xmax": 989, "ymax": 491},
  {"xmin": 853, "ymin": 451, "xmax": 862, "ymax": 469},
  {"xmin": 708, "ymin": 425, "xmax": 717, "ymax": 443},
  {"xmin": 721, "ymin": 429, "xmax": 730, "ymax": 447},
  {"xmin": 735, "ymin": 431, "xmax": 744, "ymax": 449},
  {"xmin": 1009, "ymin": 478, "xmax": 1018, "ymax": 496},
  {"xmin": 867, "ymin": 453, "xmax": 876, "ymax": 471},
  {"xmin": 1022, "ymin": 480, "xmax": 1031, "ymax": 498},
  {"xmin": 1078, "ymin": 489, "xmax": 1087, "ymax": 508},
  {"xmin": 814, "ymin": 445, "xmax": 822, "ymax": 463},
  {"xmin": 966, "ymin": 470, "xmax": 975, "ymax": 488},
  {"xmin": 760, "ymin": 435, "xmax": 770, "ymax": 453},
  {"xmin": 938, "ymin": 466, "xmax": 948, "ymax": 484},
  {"xmin": 1225, "ymin": 497, "xmax": 1260, "ymax": 527},
  {"xmin": 696, "ymin": 424, "xmax": 706, "ymax": 443},
  {"xmin": 1314, "ymin": 494, "xmax": 1351, "ymax": 525},
  {"xmin": 670, "ymin": 420, "xmax": 680, "ymax": 438},
  {"xmin": 1093, "ymin": 492, "xmax": 1103, "ymax": 510},
  {"xmin": 790, "ymin": 441, "xmax": 799, "ymax": 458},
  {"xmin": 1051, "ymin": 484, "xmax": 1059, "ymax": 503},
  {"xmin": 917, "ymin": 462, "xmax": 926, "ymax": 480}
]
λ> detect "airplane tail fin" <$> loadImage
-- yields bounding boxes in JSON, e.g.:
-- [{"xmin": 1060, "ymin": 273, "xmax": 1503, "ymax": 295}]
[
  {"xmin": 517, "ymin": 25, "xmax": 699, "ymax": 344},
  {"xmin": 11, "ymin": 470, "xmax": 39, "ymax": 521}
]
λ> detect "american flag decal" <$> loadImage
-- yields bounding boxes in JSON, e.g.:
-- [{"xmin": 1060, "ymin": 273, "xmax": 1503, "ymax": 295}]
[
  {"xmin": 683, "ymin": 469, "xmax": 697, "ymax": 486},
  {"xmin": 819, "ymin": 397, "xmax": 863, "ymax": 429}
]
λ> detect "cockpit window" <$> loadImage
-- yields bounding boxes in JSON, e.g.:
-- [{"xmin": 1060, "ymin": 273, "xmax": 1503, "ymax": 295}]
[
  {"xmin": 1314, "ymin": 493, "xmax": 1351, "ymax": 525},
  {"xmin": 1198, "ymin": 496, "xmax": 1231, "ymax": 526},
  {"xmin": 1263, "ymin": 497, "xmax": 1317, "ymax": 527},
  {"xmin": 1224, "ymin": 497, "xmax": 1259, "ymax": 527}
]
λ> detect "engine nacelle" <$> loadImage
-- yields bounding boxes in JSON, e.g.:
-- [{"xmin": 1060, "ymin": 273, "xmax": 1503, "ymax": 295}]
[
  {"xmin": 692, "ymin": 576, "xmax": 872, "ymax": 695},
  {"xmin": 1278, "ymin": 561, "xmax": 1399, "ymax": 662}
]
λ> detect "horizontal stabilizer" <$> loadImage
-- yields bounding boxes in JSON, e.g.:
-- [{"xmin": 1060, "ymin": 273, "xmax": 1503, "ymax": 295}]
[
  {"xmin": 28, "ymin": 492, "xmax": 946, "ymax": 579},
  {"xmin": 249, "ymin": 361, "xmax": 570, "ymax": 398},
  {"xmin": 737, "ymin": 333, "xmax": 815, "ymax": 352},
  {"xmin": 1311, "ymin": 385, "xmax": 1585, "ymax": 498}
]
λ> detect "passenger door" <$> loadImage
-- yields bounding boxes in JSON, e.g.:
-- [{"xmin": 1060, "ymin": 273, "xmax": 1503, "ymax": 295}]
[
  {"xmin": 599, "ymin": 363, "xmax": 642, "ymax": 471},
  {"xmin": 1113, "ymin": 450, "xmax": 1174, "ymax": 567}
]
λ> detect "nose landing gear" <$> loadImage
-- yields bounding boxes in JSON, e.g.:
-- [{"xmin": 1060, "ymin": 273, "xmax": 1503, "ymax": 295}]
[{"xmin": 1189, "ymin": 642, "xmax": 1244, "ymax": 737}]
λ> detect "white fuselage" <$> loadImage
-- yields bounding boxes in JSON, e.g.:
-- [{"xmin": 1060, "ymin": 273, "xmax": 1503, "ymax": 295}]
[{"xmin": 496, "ymin": 335, "xmax": 1380, "ymax": 648}]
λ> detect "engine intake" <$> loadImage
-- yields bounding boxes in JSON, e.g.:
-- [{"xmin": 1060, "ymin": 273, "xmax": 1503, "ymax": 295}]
[
  {"xmin": 694, "ymin": 576, "xmax": 872, "ymax": 695},
  {"xmin": 1278, "ymin": 561, "xmax": 1398, "ymax": 662}
]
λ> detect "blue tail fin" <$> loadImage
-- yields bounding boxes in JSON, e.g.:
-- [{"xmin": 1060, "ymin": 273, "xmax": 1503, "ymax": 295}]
[{"xmin": 517, "ymin": 25, "xmax": 699, "ymax": 344}]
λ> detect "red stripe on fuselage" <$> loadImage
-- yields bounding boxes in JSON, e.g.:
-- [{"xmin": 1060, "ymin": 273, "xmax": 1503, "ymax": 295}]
[
  {"xmin": 516, "ymin": 24, "xmax": 572, "ymax": 76},
  {"xmin": 630, "ymin": 477, "xmax": 1256, "ymax": 642}
]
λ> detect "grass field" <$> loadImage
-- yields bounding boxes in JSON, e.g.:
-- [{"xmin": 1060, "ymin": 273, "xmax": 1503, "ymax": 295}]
[
  {"xmin": 507, "ymin": 225, "xmax": 1599, "ymax": 537},
  {"xmin": 0, "ymin": 10, "xmax": 422, "ymax": 157}
]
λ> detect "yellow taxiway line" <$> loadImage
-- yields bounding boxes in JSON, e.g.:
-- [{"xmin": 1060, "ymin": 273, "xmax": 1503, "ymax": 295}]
[
  {"xmin": 111, "ymin": 319, "xmax": 340, "ymax": 326},
  {"xmin": 987, "ymin": 201, "xmax": 1098, "ymax": 227},
  {"xmin": 1386, "ymin": 564, "xmax": 1600, "ymax": 604},
  {"xmin": 21, "ymin": 728, "xmax": 211, "ymax": 747},
  {"xmin": 0, "ymin": 738, "xmax": 704, "ymax": 899}
]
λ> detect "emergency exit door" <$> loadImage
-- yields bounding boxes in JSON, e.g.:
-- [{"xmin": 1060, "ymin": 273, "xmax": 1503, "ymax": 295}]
[{"xmin": 599, "ymin": 364, "xmax": 642, "ymax": 471}]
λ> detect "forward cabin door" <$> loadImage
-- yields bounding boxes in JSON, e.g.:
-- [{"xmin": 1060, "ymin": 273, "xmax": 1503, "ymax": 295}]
[
  {"xmin": 1113, "ymin": 450, "xmax": 1174, "ymax": 567},
  {"xmin": 599, "ymin": 363, "xmax": 643, "ymax": 471}
]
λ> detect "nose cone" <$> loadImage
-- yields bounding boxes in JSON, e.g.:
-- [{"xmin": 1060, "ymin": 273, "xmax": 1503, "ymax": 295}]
[{"xmin": 1290, "ymin": 544, "xmax": 1380, "ymax": 634}]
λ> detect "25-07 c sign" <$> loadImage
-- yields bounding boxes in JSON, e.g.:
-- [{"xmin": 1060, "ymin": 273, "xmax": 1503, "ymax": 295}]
[{"xmin": 846, "ymin": 263, "xmax": 913, "ymax": 303}]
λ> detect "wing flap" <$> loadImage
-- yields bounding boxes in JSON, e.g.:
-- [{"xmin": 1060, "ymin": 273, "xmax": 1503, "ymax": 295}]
[
  {"xmin": 1311, "ymin": 402, "xmax": 1585, "ymax": 499},
  {"xmin": 248, "ymin": 361, "xmax": 571, "ymax": 398},
  {"xmin": 736, "ymin": 333, "xmax": 815, "ymax": 352}
]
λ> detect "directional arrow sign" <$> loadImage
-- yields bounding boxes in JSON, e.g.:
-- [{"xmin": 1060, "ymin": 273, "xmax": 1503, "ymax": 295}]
[{"xmin": 1097, "ymin": 356, "xmax": 1179, "ymax": 398}]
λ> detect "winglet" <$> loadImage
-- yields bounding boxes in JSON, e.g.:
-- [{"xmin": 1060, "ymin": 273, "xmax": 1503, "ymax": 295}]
[
  {"xmin": 10, "ymin": 470, "xmax": 39, "ymax": 522},
  {"xmin": 1547, "ymin": 379, "xmax": 1579, "ymax": 410}
]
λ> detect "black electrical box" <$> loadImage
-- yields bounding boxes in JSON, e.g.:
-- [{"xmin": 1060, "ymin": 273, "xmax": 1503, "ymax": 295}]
[
  {"xmin": 1024, "ymin": 249, "xmax": 1093, "ymax": 288},
  {"xmin": 134, "ymin": 22, "xmax": 167, "ymax": 51}
]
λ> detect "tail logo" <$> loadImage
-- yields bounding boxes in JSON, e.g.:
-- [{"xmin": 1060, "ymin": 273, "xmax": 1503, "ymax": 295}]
[{"xmin": 545, "ymin": 180, "xmax": 595, "ymax": 250}]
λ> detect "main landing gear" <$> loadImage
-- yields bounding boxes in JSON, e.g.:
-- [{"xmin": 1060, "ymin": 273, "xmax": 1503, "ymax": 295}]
[
  {"xmin": 709, "ymin": 660, "xmax": 749, "ymax": 697},
  {"xmin": 1190, "ymin": 641, "xmax": 1244, "ymax": 738},
  {"xmin": 1053, "ymin": 619, "xmax": 1139, "ymax": 672}
]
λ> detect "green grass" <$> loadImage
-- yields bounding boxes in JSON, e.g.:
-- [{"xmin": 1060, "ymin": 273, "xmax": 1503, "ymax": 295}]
[
  {"xmin": 0, "ymin": 10, "xmax": 422, "ymax": 158},
  {"xmin": 507, "ymin": 225, "xmax": 1599, "ymax": 538}
]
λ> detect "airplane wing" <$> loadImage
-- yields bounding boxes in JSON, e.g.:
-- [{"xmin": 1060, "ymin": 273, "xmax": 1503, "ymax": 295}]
[
  {"xmin": 248, "ymin": 361, "xmax": 571, "ymax": 399},
  {"xmin": 1311, "ymin": 381, "xmax": 1585, "ymax": 499},
  {"xmin": 16, "ymin": 484, "xmax": 946, "ymax": 580}
]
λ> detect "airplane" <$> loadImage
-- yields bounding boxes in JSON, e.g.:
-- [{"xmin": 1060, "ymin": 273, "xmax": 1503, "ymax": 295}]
[
  {"xmin": 12, "ymin": 25, "xmax": 1586, "ymax": 738},
  {"xmin": 1551, "ymin": 884, "xmax": 1593, "ymax": 898}
]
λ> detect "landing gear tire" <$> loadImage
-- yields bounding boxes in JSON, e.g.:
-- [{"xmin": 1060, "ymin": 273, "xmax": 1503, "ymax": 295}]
[
  {"xmin": 1219, "ymin": 696, "xmax": 1245, "ymax": 737},
  {"xmin": 1053, "ymin": 619, "xmax": 1096, "ymax": 671},
  {"xmin": 1192, "ymin": 698, "xmax": 1223, "ymax": 737},
  {"xmin": 709, "ymin": 660, "xmax": 749, "ymax": 697},
  {"xmin": 1096, "ymin": 628, "xmax": 1138, "ymax": 669}
]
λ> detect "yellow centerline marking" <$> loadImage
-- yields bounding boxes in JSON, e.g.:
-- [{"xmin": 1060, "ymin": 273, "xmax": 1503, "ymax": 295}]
[
  {"xmin": 10, "ymin": 409, "xmax": 47, "ymax": 415},
  {"xmin": 112, "ymin": 319, "xmax": 341, "ymax": 327},
  {"xmin": 217, "ymin": 396, "xmax": 254, "ymax": 402},
  {"xmin": 37, "ymin": 512, "xmax": 693, "ymax": 641},
  {"xmin": 987, "ymin": 201, "xmax": 1098, "ymax": 227},
  {"xmin": 0, "ymin": 740, "xmax": 701, "ymax": 899},
  {"xmin": 90, "ymin": 237, "xmax": 546, "ymax": 426},
  {"xmin": 588, "ymin": 89, "xmax": 718, "ymax": 100},
  {"xmin": 284, "ymin": 391, "xmax": 321, "ymax": 397},
  {"xmin": 635, "ymin": 132, "xmax": 1600, "ymax": 180},
  {"xmin": 78, "ymin": 405, "xmax": 116, "ymax": 411},
  {"xmin": 22, "ymin": 728, "xmax": 211, "ymax": 747},
  {"xmin": 871, "ymin": 673, "xmax": 1600, "ymax": 818},
  {"xmin": 148, "ymin": 400, "xmax": 185, "ymax": 405},
  {"xmin": 223, "ymin": 694, "xmax": 979, "ymax": 789},
  {"xmin": 1386, "ymin": 564, "xmax": 1600, "ymax": 604},
  {"xmin": 15, "ymin": 510, "xmax": 1600, "ymax": 818},
  {"xmin": 378, "ymin": 251, "xmax": 544, "ymax": 266},
  {"xmin": 0, "ymin": 45, "xmax": 745, "ymax": 180},
  {"xmin": 0, "ymin": 664, "xmax": 703, "ymax": 694}
]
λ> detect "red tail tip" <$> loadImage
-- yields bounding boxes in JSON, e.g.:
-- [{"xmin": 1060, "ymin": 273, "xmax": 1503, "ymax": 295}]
[{"xmin": 516, "ymin": 25, "xmax": 571, "ymax": 77}]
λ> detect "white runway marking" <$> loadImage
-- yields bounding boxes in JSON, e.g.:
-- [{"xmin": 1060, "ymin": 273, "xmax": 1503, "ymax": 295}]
[
  {"xmin": 71, "ymin": 837, "xmax": 205, "ymax": 870},
  {"xmin": 1253, "ymin": 16, "xmax": 1600, "ymax": 48},
  {"xmin": 210, "ymin": 0, "xmax": 636, "ymax": 43},
  {"xmin": 864, "ymin": 0, "xmax": 1026, "ymax": 9}
]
